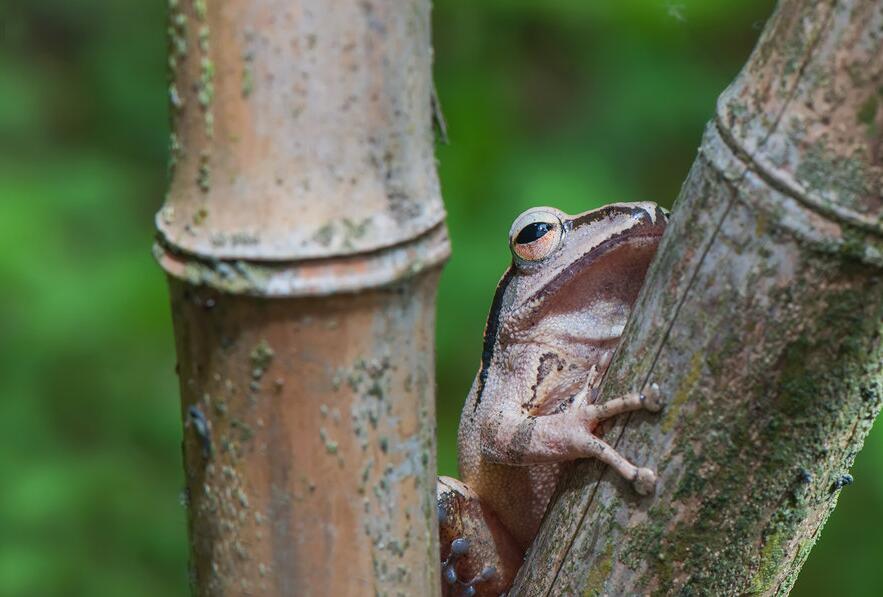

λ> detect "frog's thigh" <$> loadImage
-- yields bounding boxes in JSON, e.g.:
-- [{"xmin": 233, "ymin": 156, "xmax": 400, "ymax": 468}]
[{"xmin": 438, "ymin": 476, "xmax": 523, "ymax": 596}]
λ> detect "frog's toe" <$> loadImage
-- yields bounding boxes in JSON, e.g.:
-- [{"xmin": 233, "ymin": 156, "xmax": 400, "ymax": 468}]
[
  {"xmin": 450, "ymin": 537, "xmax": 470, "ymax": 557},
  {"xmin": 633, "ymin": 467, "xmax": 657, "ymax": 495},
  {"xmin": 640, "ymin": 383, "xmax": 666, "ymax": 413},
  {"xmin": 468, "ymin": 566, "xmax": 496, "ymax": 584},
  {"xmin": 442, "ymin": 537, "xmax": 471, "ymax": 575},
  {"xmin": 460, "ymin": 566, "xmax": 497, "ymax": 596},
  {"xmin": 443, "ymin": 563, "xmax": 459, "ymax": 586}
]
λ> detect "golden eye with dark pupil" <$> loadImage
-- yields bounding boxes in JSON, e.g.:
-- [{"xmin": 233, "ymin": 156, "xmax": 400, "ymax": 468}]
[
  {"xmin": 509, "ymin": 207, "xmax": 564, "ymax": 262},
  {"xmin": 515, "ymin": 222, "xmax": 552, "ymax": 245}
]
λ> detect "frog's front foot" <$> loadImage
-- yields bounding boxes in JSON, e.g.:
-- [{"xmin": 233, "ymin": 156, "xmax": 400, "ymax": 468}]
[
  {"xmin": 640, "ymin": 382, "xmax": 665, "ymax": 413},
  {"xmin": 632, "ymin": 467, "xmax": 657, "ymax": 495}
]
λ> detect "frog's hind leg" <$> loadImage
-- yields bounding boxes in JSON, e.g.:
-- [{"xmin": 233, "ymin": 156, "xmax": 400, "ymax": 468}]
[{"xmin": 438, "ymin": 476, "xmax": 523, "ymax": 597}]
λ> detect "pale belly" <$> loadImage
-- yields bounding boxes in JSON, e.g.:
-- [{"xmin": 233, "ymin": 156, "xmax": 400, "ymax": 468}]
[{"xmin": 465, "ymin": 460, "xmax": 565, "ymax": 550}]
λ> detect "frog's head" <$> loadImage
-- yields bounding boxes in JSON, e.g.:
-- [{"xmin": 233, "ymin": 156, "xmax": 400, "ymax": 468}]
[
  {"xmin": 470, "ymin": 202, "xmax": 668, "ymax": 413},
  {"xmin": 492, "ymin": 202, "xmax": 668, "ymax": 348}
]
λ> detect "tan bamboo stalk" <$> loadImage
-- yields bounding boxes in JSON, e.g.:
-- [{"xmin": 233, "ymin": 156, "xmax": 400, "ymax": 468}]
[
  {"xmin": 513, "ymin": 0, "xmax": 883, "ymax": 594},
  {"xmin": 154, "ymin": 0, "xmax": 448, "ymax": 594}
]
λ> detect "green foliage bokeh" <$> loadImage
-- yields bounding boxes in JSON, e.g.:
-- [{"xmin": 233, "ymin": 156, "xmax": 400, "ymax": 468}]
[{"xmin": 1, "ymin": 1, "xmax": 880, "ymax": 595}]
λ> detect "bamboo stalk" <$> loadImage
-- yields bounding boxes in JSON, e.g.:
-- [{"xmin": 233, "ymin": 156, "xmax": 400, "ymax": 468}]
[
  {"xmin": 514, "ymin": 0, "xmax": 883, "ymax": 593},
  {"xmin": 155, "ymin": 0, "xmax": 448, "ymax": 594}
]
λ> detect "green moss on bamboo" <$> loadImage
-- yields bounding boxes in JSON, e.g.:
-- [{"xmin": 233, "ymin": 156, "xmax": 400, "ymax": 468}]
[
  {"xmin": 748, "ymin": 531, "xmax": 785, "ymax": 593},
  {"xmin": 242, "ymin": 59, "xmax": 254, "ymax": 98},
  {"xmin": 168, "ymin": 132, "xmax": 183, "ymax": 176},
  {"xmin": 620, "ymin": 261, "xmax": 883, "ymax": 594},
  {"xmin": 796, "ymin": 143, "xmax": 870, "ymax": 213},
  {"xmin": 857, "ymin": 95, "xmax": 878, "ymax": 126},
  {"xmin": 193, "ymin": 0, "xmax": 207, "ymax": 20},
  {"xmin": 661, "ymin": 351, "xmax": 702, "ymax": 433},
  {"xmin": 250, "ymin": 340, "xmax": 275, "ymax": 373},
  {"xmin": 187, "ymin": 0, "xmax": 214, "ymax": 142},
  {"xmin": 198, "ymin": 56, "xmax": 215, "ymax": 138},
  {"xmin": 197, "ymin": 150, "xmax": 211, "ymax": 192},
  {"xmin": 166, "ymin": 0, "xmax": 187, "ymax": 178},
  {"xmin": 582, "ymin": 541, "xmax": 614, "ymax": 597}
]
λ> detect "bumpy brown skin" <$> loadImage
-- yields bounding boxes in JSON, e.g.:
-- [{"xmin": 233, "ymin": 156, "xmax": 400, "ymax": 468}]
[{"xmin": 438, "ymin": 203, "xmax": 667, "ymax": 596}]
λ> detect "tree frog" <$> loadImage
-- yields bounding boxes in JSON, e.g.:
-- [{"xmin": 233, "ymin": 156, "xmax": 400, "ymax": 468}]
[{"xmin": 438, "ymin": 202, "xmax": 668, "ymax": 596}]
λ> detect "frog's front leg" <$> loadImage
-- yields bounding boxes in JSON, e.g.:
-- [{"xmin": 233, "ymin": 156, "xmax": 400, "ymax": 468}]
[
  {"xmin": 437, "ymin": 477, "xmax": 523, "ymax": 596},
  {"xmin": 589, "ymin": 382, "xmax": 666, "ymax": 417},
  {"xmin": 480, "ymin": 383, "xmax": 666, "ymax": 495}
]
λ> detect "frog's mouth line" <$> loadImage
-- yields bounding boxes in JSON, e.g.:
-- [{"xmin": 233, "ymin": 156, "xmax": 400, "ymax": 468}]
[
  {"xmin": 492, "ymin": 225, "xmax": 665, "ymax": 360},
  {"xmin": 524, "ymin": 225, "xmax": 666, "ymax": 310}
]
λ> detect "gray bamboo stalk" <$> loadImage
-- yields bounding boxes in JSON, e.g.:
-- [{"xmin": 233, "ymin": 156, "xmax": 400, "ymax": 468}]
[
  {"xmin": 154, "ymin": 0, "xmax": 448, "ymax": 594},
  {"xmin": 513, "ymin": 0, "xmax": 883, "ymax": 594}
]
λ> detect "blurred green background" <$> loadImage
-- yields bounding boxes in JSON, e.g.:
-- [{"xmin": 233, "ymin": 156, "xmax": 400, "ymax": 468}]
[{"xmin": 1, "ymin": 0, "xmax": 880, "ymax": 595}]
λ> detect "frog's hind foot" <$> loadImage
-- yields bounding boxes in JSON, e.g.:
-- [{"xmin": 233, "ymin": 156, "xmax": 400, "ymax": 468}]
[
  {"xmin": 441, "ymin": 539, "xmax": 497, "ymax": 597},
  {"xmin": 437, "ymin": 477, "xmax": 522, "ymax": 597}
]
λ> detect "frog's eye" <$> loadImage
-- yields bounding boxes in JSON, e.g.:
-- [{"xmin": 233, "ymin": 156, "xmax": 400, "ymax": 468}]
[{"xmin": 509, "ymin": 209, "xmax": 564, "ymax": 262}]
